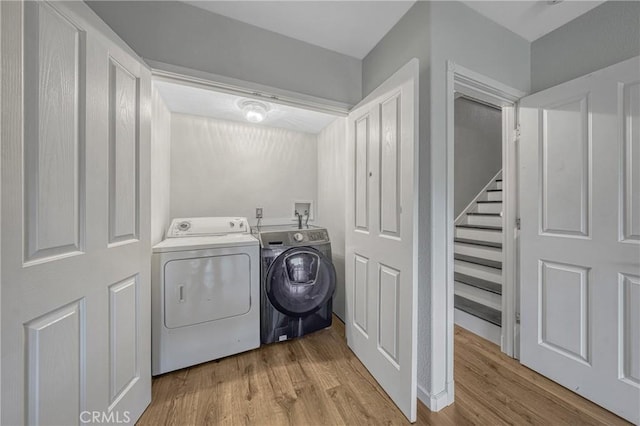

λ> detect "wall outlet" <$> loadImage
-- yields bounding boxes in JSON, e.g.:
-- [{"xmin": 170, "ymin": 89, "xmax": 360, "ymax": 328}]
[{"xmin": 255, "ymin": 207, "xmax": 263, "ymax": 219}]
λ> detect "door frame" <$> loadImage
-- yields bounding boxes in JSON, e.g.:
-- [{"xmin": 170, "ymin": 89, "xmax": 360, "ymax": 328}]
[
  {"xmin": 444, "ymin": 62, "xmax": 526, "ymax": 368},
  {"xmin": 150, "ymin": 61, "xmax": 351, "ymax": 117}
]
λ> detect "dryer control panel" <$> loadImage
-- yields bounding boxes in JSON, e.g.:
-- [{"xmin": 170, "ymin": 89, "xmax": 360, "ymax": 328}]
[{"xmin": 167, "ymin": 217, "xmax": 249, "ymax": 238}]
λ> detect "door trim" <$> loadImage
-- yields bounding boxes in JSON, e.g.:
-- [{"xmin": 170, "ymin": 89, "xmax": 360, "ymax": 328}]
[
  {"xmin": 444, "ymin": 62, "xmax": 526, "ymax": 373},
  {"xmin": 149, "ymin": 59, "xmax": 351, "ymax": 117}
]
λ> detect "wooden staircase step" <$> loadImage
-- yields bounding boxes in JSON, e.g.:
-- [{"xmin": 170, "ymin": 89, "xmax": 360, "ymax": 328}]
[
  {"xmin": 455, "ymin": 253, "xmax": 502, "ymax": 270},
  {"xmin": 455, "ymin": 272, "xmax": 502, "ymax": 295},
  {"xmin": 467, "ymin": 212, "xmax": 501, "ymax": 217},
  {"xmin": 456, "ymin": 224, "xmax": 502, "ymax": 231},
  {"xmin": 496, "ymin": 179, "xmax": 502, "ymax": 182},
  {"xmin": 487, "ymin": 189, "xmax": 502, "ymax": 192},
  {"xmin": 454, "ymin": 238, "xmax": 502, "ymax": 249},
  {"xmin": 454, "ymin": 295, "xmax": 502, "ymax": 326},
  {"xmin": 477, "ymin": 200, "xmax": 501, "ymax": 204}
]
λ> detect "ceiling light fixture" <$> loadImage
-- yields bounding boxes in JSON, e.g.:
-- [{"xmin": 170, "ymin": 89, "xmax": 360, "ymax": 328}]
[{"xmin": 240, "ymin": 100, "xmax": 270, "ymax": 123}]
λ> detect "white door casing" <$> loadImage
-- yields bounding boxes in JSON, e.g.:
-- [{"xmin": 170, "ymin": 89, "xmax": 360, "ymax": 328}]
[
  {"xmin": 1, "ymin": 2, "xmax": 151, "ymax": 424},
  {"xmin": 345, "ymin": 59, "xmax": 418, "ymax": 422},
  {"xmin": 519, "ymin": 56, "xmax": 640, "ymax": 424},
  {"xmin": 445, "ymin": 62, "xmax": 525, "ymax": 364}
]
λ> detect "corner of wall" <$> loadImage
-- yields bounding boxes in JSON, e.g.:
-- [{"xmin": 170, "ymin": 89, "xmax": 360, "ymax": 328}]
[
  {"xmin": 417, "ymin": 382, "xmax": 454, "ymax": 412},
  {"xmin": 150, "ymin": 85, "xmax": 172, "ymax": 245}
]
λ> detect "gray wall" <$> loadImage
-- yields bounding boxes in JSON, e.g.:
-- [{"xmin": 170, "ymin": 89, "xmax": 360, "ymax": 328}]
[
  {"xmin": 531, "ymin": 1, "xmax": 640, "ymax": 92},
  {"xmin": 362, "ymin": 2, "xmax": 430, "ymax": 98},
  {"xmin": 87, "ymin": 1, "xmax": 362, "ymax": 105},
  {"xmin": 454, "ymin": 98, "xmax": 502, "ymax": 217},
  {"xmin": 363, "ymin": 0, "xmax": 530, "ymax": 403}
]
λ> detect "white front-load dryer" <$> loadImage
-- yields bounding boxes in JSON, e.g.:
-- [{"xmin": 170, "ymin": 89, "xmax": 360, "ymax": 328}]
[{"xmin": 152, "ymin": 217, "xmax": 260, "ymax": 375}]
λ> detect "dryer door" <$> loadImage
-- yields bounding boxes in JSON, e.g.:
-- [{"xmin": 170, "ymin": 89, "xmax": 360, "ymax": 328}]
[
  {"xmin": 164, "ymin": 253, "xmax": 251, "ymax": 328},
  {"xmin": 265, "ymin": 247, "xmax": 336, "ymax": 317}
]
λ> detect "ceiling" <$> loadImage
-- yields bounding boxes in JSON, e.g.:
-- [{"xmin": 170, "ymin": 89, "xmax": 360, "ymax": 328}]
[
  {"xmin": 462, "ymin": 1, "xmax": 607, "ymax": 42},
  {"xmin": 184, "ymin": 1, "xmax": 416, "ymax": 59},
  {"xmin": 184, "ymin": 1, "xmax": 606, "ymax": 58},
  {"xmin": 154, "ymin": 81, "xmax": 338, "ymax": 134}
]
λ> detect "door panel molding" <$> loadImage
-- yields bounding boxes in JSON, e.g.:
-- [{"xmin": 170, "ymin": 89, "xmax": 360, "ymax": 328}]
[
  {"xmin": 620, "ymin": 81, "xmax": 640, "ymax": 243},
  {"xmin": 354, "ymin": 115, "xmax": 370, "ymax": 232},
  {"xmin": 23, "ymin": 1, "xmax": 86, "ymax": 265},
  {"xmin": 378, "ymin": 263, "xmax": 400, "ymax": 366},
  {"xmin": 379, "ymin": 93, "xmax": 401, "ymax": 238},
  {"xmin": 25, "ymin": 299, "xmax": 86, "ymax": 426},
  {"xmin": 108, "ymin": 57, "xmax": 140, "ymax": 245},
  {"xmin": 539, "ymin": 94, "xmax": 591, "ymax": 238},
  {"xmin": 618, "ymin": 272, "xmax": 640, "ymax": 388},
  {"xmin": 538, "ymin": 260, "xmax": 590, "ymax": 365},
  {"xmin": 108, "ymin": 276, "xmax": 139, "ymax": 408},
  {"xmin": 353, "ymin": 253, "xmax": 369, "ymax": 336}
]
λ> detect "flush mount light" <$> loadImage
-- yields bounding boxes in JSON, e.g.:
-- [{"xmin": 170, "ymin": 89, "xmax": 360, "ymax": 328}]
[{"xmin": 240, "ymin": 100, "xmax": 270, "ymax": 123}]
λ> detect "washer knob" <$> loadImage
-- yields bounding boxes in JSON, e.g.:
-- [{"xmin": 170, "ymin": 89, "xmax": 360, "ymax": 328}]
[{"xmin": 293, "ymin": 232, "xmax": 304, "ymax": 242}]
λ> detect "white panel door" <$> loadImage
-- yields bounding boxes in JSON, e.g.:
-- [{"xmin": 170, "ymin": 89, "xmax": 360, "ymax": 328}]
[
  {"xmin": 345, "ymin": 59, "xmax": 418, "ymax": 422},
  {"xmin": 1, "ymin": 2, "xmax": 151, "ymax": 424},
  {"xmin": 519, "ymin": 56, "xmax": 640, "ymax": 424}
]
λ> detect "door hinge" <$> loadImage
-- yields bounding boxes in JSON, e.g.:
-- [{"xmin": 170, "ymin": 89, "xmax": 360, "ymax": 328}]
[
  {"xmin": 516, "ymin": 312, "xmax": 521, "ymax": 324},
  {"xmin": 516, "ymin": 217, "xmax": 521, "ymax": 230},
  {"xmin": 513, "ymin": 124, "xmax": 521, "ymax": 143}
]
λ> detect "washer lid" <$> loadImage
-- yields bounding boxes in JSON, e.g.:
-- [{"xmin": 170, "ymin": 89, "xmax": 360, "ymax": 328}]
[{"xmin": 152, "ymin": 233, "xmax": 258, "ymax": 253}]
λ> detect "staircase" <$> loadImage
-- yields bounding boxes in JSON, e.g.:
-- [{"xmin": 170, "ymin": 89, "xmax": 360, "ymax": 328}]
[{"xmin": 454, "ymin": 173, "xmax": 503, "ymax": 345}]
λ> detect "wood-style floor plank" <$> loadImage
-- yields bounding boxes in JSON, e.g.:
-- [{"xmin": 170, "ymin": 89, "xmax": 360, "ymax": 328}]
[{"xmin": 138, "ymin": 318, "xmax": 629, "ymax": 425}]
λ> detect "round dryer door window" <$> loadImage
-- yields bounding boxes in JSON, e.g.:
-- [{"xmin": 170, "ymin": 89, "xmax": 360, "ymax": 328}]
[{"xmin": 265, "ymin": 246, "xmax": 336, "ymax": 317}]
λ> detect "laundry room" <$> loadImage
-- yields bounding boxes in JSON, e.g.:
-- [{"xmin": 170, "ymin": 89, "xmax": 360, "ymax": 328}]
[
  {"xmin": 3, "ymin": 0, "xmax": 639, "ymax": 424},
  {"xmin": 150, "ymin": 78, "xmax": 348, "ymax": 321}
]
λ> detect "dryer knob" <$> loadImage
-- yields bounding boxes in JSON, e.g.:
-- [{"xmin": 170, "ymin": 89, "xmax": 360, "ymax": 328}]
[{"xmin": 293, "ymin": 232, "xmax": 304, "ymax": 242}]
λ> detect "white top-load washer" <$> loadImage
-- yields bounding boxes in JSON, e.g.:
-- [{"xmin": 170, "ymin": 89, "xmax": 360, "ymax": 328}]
[{"xmin": 152, "ymin": 217, "xmax": 260, "ymax": 375}]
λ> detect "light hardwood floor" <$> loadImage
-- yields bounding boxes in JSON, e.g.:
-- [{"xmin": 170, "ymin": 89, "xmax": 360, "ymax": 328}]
[{"xmin": 139, "ymin": 318, "xmax": 629, "ymax": 425}]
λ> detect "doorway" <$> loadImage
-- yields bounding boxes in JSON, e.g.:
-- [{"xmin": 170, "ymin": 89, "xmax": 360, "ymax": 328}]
[
  {"xmin": 444, "ymin": 62, "xmax": 525, "ymax": 381},
  {"xmin": 452, "ymin": 96, "xmax": 504, "ymax": 346}
]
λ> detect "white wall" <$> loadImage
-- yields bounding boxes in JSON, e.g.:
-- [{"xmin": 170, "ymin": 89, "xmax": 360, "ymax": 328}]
[
  {"xmin": 317, "ymin": 118, "xmax": 346, "ymax": 320},
  {"xmin": 170, "ymin": 114, "xmax": 317, "ymax": 223},
  {"xmin": 150, "ymin": 85, "xmax": 172, "ymax": 244}
]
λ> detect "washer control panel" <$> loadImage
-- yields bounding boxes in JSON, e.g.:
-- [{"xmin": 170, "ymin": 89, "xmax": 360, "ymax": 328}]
[
  {"xmin": 257, "ymin": 228, "xmax": 330, "ymax": 248},
  {"xmin": 288, "ymin": 229, "xmax": 329, "ymax": 244}
]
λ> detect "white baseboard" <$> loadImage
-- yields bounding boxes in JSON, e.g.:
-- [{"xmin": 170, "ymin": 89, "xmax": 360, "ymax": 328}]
[
  {"xmin": 454, "ymin": 308, "xmax": 501, "ymax": 346},
  {"xmin": 417, "ymin": 383, "xmax": 454, "ymax": 412}
]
